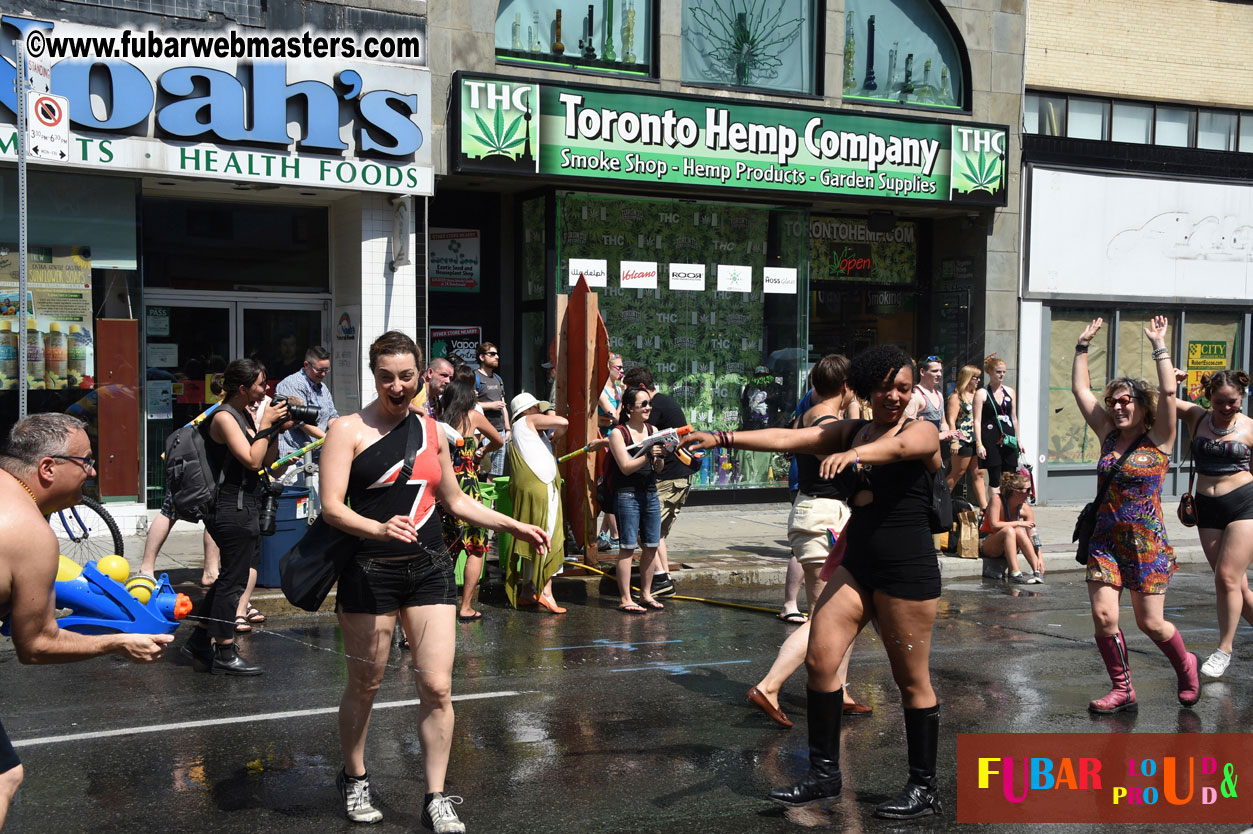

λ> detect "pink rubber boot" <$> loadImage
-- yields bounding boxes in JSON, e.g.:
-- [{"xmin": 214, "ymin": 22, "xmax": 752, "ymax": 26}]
[
  {"xmin": 1153, "ymin": 628, "xmax": 1200, "ymax": 706},
  {"xmin": 1090, "ymin": 631, "xmax": 1137, "ymax": 714}
]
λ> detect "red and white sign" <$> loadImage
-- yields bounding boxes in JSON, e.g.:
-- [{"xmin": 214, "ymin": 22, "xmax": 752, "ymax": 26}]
[
  {"xmin": 25, "ymin": 92, "xmax": 69, "ymax": 162},
  {"xmin": 619, "ymin": 260, "xmax": 658, "ymax": 290}
]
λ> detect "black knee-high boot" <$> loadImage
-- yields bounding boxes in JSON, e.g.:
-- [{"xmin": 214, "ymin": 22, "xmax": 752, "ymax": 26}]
[
  {"xmin": 874, "ymin": 704, "xmax": 942, "ymax": 819},
  {"xmin": 767, "ymin": 688, "xmax": 844, "ymax": 807}
]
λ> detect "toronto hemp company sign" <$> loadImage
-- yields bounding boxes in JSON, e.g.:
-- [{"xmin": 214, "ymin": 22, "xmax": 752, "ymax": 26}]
[{"xmin": 453, "ymin": 73, "xmax": 1007, "ymax": 206}]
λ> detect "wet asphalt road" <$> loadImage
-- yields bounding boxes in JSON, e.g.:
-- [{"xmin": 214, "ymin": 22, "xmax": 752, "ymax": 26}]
[{"xmin": 4, "ymin": 567, "xmax": 1253, "ymax": 834}]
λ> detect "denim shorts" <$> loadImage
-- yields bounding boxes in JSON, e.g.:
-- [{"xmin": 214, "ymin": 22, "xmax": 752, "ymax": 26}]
[
  {"xmin": 336, "ymin": 555, "xmax": 456, "ymax": 614},
  {"xmin": 615, "ymin": 487, "xmax": 661, "ymax": 550}
]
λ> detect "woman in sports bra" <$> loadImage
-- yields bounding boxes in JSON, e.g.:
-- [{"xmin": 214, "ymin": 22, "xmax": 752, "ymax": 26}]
[
  {"xmin": 973, "ymin": 354, "xmax": 1020, "ymax": 510},
  {"xmin": 683, "ymin": 345, "xmax": 946, "ymax": 820},
  {"xmin": 319, "ymin": 331, "xmax": 549, "ymax": 830},
  {"xmin": 1174, "ymin": 368, "xmax": 1253, "ymax": 678}
]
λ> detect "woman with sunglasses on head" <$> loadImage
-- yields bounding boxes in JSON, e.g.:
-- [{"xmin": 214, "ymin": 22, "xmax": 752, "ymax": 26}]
[
  {"xmin": 319, "ymin": 331, "xmax": 549, "ymax": 830},
  {"xmin": 979, "ymin": 472, "xmax": 1043, "ymax": 583},
  {"xmin": 946, "ymin": 365, "xmax": 984, "ymax": 505},
  {"xmin": 608, "ymin": 386, "xmax": 668, "ymax": 613},
  {"xmin": 683, "ymin": 344, "xmax": 946, "ymax": 819},
  {"xmin": 973, "ymin": 354, "xmax": 1020, "ymax": 511},
  {"xmin": 596, "ymin": 354, "xmax": 626, "ymax": 551},
  {"xmin": 1172, "ymin": 369, "xmax": 1253, "ymax": 678},
  {"xmin": 1072, "ymin": 316, "xmax": 1198, "ymax": 714}
]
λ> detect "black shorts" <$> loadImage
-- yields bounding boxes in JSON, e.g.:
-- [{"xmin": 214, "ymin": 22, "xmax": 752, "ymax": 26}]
[
  {"xmin": 842, "ymin": 523, "xmax": 942, "ymax": 601},
  {"xmin": 1196, "ymin": 481, "xmax": 1253, "ymax": 530},
  {"xmin": 0, "ymin": 717, "xmax": 19, "ymax": 775},
  {"xmin": 336, "ymin": 555, "xmax": 456, "ymax": 614},
  {"xmin": 955, "ymin": 441, "xmax": 976, "ymax": 458},
  {"xmin": 978, "ymin": 444, "xmax": 1019, "ymax": 484}
]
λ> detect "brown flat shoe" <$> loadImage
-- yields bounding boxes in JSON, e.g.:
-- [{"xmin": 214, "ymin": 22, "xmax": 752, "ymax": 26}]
[
  {"xmin": 842, "ymin": 700, "xmax": 873, "ymax": 716},
  {"xmin": 746, "ymin": 686, "xmax": 793, "ymax": 728}
]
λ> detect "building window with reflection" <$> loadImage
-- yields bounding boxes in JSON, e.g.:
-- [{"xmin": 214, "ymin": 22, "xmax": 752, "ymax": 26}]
[
  {"xmin": 495, "ymin": 0, "xmax": 655, "ymax": 77},
  {"xmin": 681, "ymin": 0, "xmax": 819, "ymax": 95},
  {"xmin": 841, "ymin": 0, "xmax": 967, "ymax": 110}
]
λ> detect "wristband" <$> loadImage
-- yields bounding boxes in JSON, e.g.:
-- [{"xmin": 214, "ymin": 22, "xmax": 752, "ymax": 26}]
[
  {"xmin": 1152, "ymin": 347, "xmax": 1169, "ymax": 359},
  {"xmin": 1074, "ymin": 343, "xmax": 1089, "ymax": 354},
  {"xmin": 852, "ymin": 448, "xmax": 861, "ymax": 470},
  {"xmin": 727, "ymin": 431, "xmax": 735, "ymax": 449}
]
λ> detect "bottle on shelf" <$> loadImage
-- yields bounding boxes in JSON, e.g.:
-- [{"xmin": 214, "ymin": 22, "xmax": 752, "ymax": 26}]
[
  {"xmin": 44, "ymin": 322, "xmax": 67, "ymax": 388},
  {"xmin": 67, "ymin": 324, "xmax": 88, "ymax": 388},
  {"xmin": 26, "ymin": 317, "xmax": 45, "ymax": 390},
  {"xmin": 0, "ymin": 321, "xmax": 16, "ymax": 390}
]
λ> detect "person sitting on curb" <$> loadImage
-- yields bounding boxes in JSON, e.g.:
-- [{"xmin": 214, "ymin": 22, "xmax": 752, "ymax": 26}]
[{"xmin": 979, "ymin": 472, "xmax": 1043, "ymax": 584}]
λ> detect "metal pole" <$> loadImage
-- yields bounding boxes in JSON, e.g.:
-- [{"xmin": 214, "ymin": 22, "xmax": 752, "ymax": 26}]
[{"xmin": 16, "ymin": 40, "xmax": 29, "ymax": 418}]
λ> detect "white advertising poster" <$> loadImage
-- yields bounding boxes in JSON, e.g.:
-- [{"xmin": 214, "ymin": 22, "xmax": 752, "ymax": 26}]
[
  {"xmin": 620, "ymin": 260, "xmax": 658, "ymax": 290},
  {"xmin": 0, "ymin": 245, "xmax": 95, "ymax": 391},
  {"xmin": 147, "ymin": 343, "xmax": 178, "ymax": 368},
  {"xmin": 569, "ymin": 258, "xmax": 608, "ymax": 288},
  {"xmin": 763, "ymin": 267, "xmax": 798, "ymax": 294},
  {"xmin": 148, "ymin": 380, "xmax": 173, "ymax": 419},
  {"xmin": 668, "ymin": 263, "xmax": 706, "ymax": 292},
  {"xmin": 716, "ymin": 264, "xmax": 753, "ymax": 293},
  {"xmin": 333, "ymin": 305, "xmax": 362, "ymax": 414},
  {"xmin": 429, "ymin": 228, "xmax": 481, "ymax": 293}
]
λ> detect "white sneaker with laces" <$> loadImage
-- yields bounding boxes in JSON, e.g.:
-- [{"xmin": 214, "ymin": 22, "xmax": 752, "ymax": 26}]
[
  {"xmin": 337, "ymin": 770, "xmax": 383, "ymax": 824},
  {"xmin": 1201, "ymin": 649, "xmax": 1232, "ymax": 678},
  {"xmin": 422, "ymin": 794, "xmax": 466, "ymax": 834}
]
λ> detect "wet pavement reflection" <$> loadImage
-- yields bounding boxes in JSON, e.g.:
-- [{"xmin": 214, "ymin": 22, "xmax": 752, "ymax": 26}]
[{"xmin": 4, "ymin": 568, "xmax": 1252, "ymax": 832}]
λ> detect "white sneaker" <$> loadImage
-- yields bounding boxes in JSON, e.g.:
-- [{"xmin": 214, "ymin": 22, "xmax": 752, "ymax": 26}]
[
  {"xmin": 422, "ymin": 794, "xmax": 466, "ymax": 834},
  {"xmin": 1201, "ymin": 649, "xmax": 1232, "ymax": 678},
  {"xmin": 336, "ymin": 770, "xmax": 383, "ymax": 824}
]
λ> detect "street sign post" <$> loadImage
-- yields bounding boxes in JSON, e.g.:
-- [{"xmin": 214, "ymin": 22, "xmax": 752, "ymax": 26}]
[{"xmin": 26, "ymin": 92, "xmax": 69, "ymax": 161}]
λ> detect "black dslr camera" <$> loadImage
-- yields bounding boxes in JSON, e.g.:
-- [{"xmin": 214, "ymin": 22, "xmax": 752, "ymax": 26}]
[
  {"xmin": 258, "ymin": 478, "xmax": 285, "ymax": 537},
  {"xmin": 271, "ymin": 396, "xmax": 319, "ymax": 426}
]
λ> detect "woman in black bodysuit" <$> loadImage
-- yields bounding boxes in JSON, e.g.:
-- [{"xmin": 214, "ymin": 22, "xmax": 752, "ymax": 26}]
[
  {"xmin": 683, "ymin": 345, "xmax": 945, "ymax": 819},
  {"xmin": 973, "ymin": 354, "xmax": 1020, "ymax": 510}
]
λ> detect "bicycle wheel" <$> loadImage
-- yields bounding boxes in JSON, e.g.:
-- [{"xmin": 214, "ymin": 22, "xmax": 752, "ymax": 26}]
[{"xmin": 51, "ymin": 496, "xmax": 126, "ymax": 566}]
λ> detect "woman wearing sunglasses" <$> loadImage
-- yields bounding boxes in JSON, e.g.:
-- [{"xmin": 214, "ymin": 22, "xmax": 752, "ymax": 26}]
[
  {"xmin": 1071, "ymin": 316, "xmax": 1198, "ymax": 713},
  {"xmin": 1171, "ymin": 369, "xmax": 1253, "ymax": 678},
  {"xmin": 978, "ymin": 471, "xmax": 1042, "ymax": 583}
]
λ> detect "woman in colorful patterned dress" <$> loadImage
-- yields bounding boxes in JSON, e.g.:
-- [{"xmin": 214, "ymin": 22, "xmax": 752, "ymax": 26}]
[
  {"xmin": 1071, "ymin": 315, "xmax": 1199, "ymax": 714},
  {"xmin": 438, "ymin": 378, "xmax": 503, "ymax": 623}
]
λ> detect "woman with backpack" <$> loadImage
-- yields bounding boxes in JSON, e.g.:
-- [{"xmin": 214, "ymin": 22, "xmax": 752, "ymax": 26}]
[
  {"xmin": 608, "ymin": 386, "xmax": 668, "ymax": 613},
  {"xmin": 179, "ymin": 358, "xmax": 290, "ymax": 676}
]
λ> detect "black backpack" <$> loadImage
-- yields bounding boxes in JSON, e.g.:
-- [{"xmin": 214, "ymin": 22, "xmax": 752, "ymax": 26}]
[{"xmin": 163, "ymin": 405, "xmax": 250, "ymax": 522}]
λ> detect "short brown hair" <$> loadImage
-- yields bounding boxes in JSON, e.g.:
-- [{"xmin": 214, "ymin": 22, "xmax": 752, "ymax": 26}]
[
  {"xmin": 477, "ymin": 342, "xmax": 497, "ymax": 360},
  {"xmin": 623, "ymin": 366, "xmax": 655, "ymax": 390},
  {"xmin": 369, "ymin": 331, "xmax": 422, "ymax": 372},
  {"xmin": 810, "ymin": 354, "xmax": 850, "ymax": 398}
]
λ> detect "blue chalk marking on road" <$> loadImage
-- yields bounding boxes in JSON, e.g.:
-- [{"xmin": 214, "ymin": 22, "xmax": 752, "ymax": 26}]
[
  {"xmin": 611, "ymin": 659, "xmax": 751, "ymax": 674},
  {"xmin": 543, "ymin": 639, "xmax": 683, "ymax": 652}
]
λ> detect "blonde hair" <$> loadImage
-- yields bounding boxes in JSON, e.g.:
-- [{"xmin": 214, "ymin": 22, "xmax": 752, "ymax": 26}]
[
  {"xmin": 1101, "ymin": 377, "xmax": 1158, "ymax": 429},
  {"xmin": 955, "ymin": 364, "xmax": 982, "ymax": 398},
  {"xmin": 999, "ymin": 471, "xmax": 1031, "ymax": 498}
]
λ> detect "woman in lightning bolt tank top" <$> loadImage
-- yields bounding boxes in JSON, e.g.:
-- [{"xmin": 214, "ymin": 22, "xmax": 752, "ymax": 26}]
[{"xmin": 319, "ymin": 331, "xmax": 550, "ymax": 832}]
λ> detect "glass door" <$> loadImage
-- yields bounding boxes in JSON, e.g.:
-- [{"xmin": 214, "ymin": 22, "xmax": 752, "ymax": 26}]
[{"xmin": 143, "ymin": 295, "xmax": 327, "ymax": 507}]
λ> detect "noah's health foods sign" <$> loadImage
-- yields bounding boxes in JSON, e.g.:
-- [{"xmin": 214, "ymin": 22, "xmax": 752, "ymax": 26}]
[{"xmin": 453, "ymin": 73, "xmax": 1007, "ymax": 206}]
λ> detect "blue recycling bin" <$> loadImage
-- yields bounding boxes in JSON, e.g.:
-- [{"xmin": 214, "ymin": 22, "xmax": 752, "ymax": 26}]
[{"xmin": 258, "ymin": 486, "xmax": 311, "ymax": 588}]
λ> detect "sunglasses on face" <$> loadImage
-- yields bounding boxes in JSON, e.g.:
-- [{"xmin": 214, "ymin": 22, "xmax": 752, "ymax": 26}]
[
  {"xmin": 484, "ymin": 352, "xmax": 499, "ymax": 357},
  {"xmin": 1105, "ymin": 394, "xmax": 1139, "ymax": 408}
]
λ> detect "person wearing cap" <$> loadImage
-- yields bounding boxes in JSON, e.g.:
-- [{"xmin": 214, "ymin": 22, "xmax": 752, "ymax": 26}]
[
  {"xmin": 541, "ymin": 359, "xmax": 557, "ymax": 405},
  {"xmin": 504, "ymin": 393, "xmax": 569, "ymax": 613}
]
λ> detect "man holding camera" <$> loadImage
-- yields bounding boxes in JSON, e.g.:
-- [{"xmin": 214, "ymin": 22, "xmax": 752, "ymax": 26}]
[{"xmin": 275, "ymin": 346, "xmax": 339, "ymax": 511}]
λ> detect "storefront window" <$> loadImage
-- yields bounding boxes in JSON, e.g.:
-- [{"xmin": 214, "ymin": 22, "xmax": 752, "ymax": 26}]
[
  {"xmin": 1048, "ymin": 308, "xmax": 1110, "ymax": 465},
  {"xmin": 496, "ymin": 0, "xmax": 654, "ymax": 76},
  {"xmin": 682, "ymin": 0, "xmax": 818, "ymax": 95},
  {"xmin": 807, "ymin": 216, "xmax": 920, "ymax": 359},
  {"xmin": 556, "ymin": 193, "xmax": 806, "ymax": 489},
  {"xmin": 0, "ymin": 170, "xmax": 141, "ymax": 502},
  {"xmin": 522, "ymin": 196, "xmax": 547, "ymax": 302},
  {"xmin": 841, "ymin": 0, "xmax": 966, "ymax": 109}
]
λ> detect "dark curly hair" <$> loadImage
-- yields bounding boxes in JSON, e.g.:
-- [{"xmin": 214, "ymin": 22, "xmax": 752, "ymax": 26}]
[
  {"xmin": 849, "ymin": 345, "xmax": 915, "ymax": 399},
  {"xmin": 1201, "ymin": 369, "xmax": 1250, "ymax": 399}
]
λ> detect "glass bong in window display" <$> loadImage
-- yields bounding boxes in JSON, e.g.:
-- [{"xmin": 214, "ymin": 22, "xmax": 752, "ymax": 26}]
[
  {"xmin": 579, "ymin": 4, "xmax": 597, "ymax": 59},
  {"xmin": 511, "ymin": 12, "xmax": 523, "ymax": 50},
  {"xmin": 553, "ymin": 9, "xmax": 565, "ymax": 56},
  {"xmin": 842, "ymin": 10, "xmax": 856, "ymax": 93},
  {"xmin": 602, "ymin": 0, "xmax": 616, "ymax": 61},
  {"xmin": 622, "ymin": 0, "xmax": 637, "ymax": 64}
]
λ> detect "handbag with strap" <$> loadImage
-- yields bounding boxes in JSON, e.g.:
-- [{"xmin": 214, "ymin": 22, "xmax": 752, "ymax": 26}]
[
  {"xmin": 988, "ymin": 387, "xmax": 1020, "ymax": 453},
  {"xmin": 279, "ymin": 414, "xmax": 422, "ymax": 611},
  {"xmin": 1178, "ymin": 449, "xmax": 1198, "ymax": 527},
  {"xmin": 1072, "ymin": 433, "xmax": 1146, "ymax": 565}
]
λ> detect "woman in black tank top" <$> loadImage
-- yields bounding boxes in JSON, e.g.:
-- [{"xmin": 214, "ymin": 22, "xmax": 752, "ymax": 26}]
[
  {"xmin": 181, "ymin": 358, "xmax": 290, "ymax": 677},
  {"xmin": 684, "ymin": 345, "xmax": 945, "ymax": 820},
  {"xmin": 317, "ymin": 331, "xmax": 549, "ymax": 829}
]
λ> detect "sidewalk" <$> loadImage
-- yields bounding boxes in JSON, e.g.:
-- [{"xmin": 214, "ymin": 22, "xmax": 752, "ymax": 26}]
[{"xmin": 121, "ymin": 498, "xmax": 1209, "ymax": 615}]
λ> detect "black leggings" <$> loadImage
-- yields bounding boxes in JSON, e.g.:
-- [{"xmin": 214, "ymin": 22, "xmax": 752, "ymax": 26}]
[{"xmin": 197, "ymin": 487, "xmax": 261, "ymax": 641}]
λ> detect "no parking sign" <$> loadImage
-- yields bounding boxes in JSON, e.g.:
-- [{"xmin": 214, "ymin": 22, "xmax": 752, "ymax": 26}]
[{"xmin": 25, "ymin": 92, "xmax": 69, "ymax": 161}]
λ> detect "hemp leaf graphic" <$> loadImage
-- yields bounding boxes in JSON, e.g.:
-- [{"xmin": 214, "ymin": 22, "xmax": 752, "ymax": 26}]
[
  {"xmin": 470, "ymin": 107, "xmax": 526, "ymax": 157},
  {"xmin": 954, "ymin": 148, "xmax": 1002, "ymax": 194}
]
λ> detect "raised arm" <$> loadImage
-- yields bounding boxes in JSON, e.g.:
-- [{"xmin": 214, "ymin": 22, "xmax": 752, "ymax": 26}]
[
  {"xmin": 1072, "ymin": 317, "xmax": 1115, "ymax": 441},
  {"xmin": 1172, "ymin": 367, "xmax": 1206, "ymax": 431},
  {"xmin": 1144, "ymin": 315, "xmax": 1177, "ymax": 452}
]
